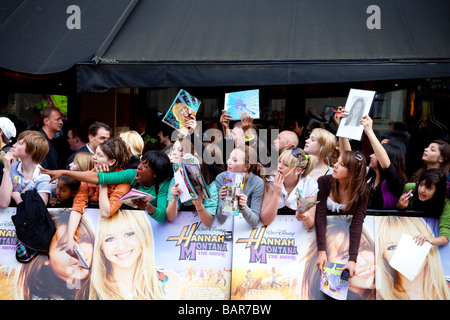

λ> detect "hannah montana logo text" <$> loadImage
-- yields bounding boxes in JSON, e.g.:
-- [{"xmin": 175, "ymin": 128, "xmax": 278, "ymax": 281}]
[
  {"xmin": 236, "ymin": 226, "xmax": 298, "ymax": 263},
  {"xmin": 167, "ymin": 223, "xmax": 228, "ymax": 261}
]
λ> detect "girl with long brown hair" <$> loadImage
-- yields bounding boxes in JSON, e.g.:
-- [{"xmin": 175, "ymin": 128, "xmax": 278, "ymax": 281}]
[{"xmin": 315, "ymin": 150, "xmax": 370, "ymax": 277}]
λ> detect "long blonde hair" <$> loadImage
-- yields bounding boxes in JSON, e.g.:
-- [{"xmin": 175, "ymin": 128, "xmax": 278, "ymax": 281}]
[
  {"xmin": 375, "ymin": 216, "xmax": 450, "ymax": 300},
  {"xmin": 89, "ymin": 210, "xmax": 166, "ymax": 300},
  {"xmin": 311, "ymin": 128, "xmax": 337, "ymax": 165}
]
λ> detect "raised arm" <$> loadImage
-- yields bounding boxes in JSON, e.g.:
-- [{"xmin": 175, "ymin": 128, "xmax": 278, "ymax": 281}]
[
  {"xmin": 332, "ymin": 106, "xmax": 351, "ymax": 152},
  {"xmin": 40, "ymin": 168, "xmax": 99, "ymax": 184},
  {"xmin": 360, "ymin": 115, "xmax": 391, "ymax": 169}
]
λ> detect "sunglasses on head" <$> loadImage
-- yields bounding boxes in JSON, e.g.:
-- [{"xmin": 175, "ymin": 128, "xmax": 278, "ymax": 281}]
[{"xmin": 287, "ymin": 145, "xmax": 309, "ymax": 160}]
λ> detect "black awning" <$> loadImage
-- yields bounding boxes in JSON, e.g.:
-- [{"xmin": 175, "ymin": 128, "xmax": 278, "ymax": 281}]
[
  {"xmin": 2, "ymin": 1, "xmax": 450, "ymax": 92},
  {"xmin": 0, "ymin": 0, "xmax": 136, "ymax": 75},
  {"xmin": 77, "ymin": 0, "xmax": 450, "ymax": 92}
]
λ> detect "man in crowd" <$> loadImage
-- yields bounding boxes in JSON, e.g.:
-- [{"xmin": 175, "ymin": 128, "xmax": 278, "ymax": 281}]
[
  {"xmin": 39, "ymin": 106, "xmax": 64, "ymax": 170},
  {"xmin": 65, "ymin": 121, "xmax": 111, "ymax": 168},
  {"xmin": 273, "ymin": 130, "xmax": 299, "ymax": 154}
]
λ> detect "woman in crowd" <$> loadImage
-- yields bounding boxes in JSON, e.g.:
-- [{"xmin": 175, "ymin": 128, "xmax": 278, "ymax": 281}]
[
  {"xmin": 411, "ymin": 139, "xmax": 450, "ymax": 195},
  {"xmin": 315, "ymin": 150, "xmax": 370, "ymax": 277},
  {"xmin": 260, "ymin": 146, "xmax": 318, "ymax": 228}
]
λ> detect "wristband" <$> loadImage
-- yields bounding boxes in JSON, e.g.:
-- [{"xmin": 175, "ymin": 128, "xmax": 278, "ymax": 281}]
[{"xmin": 243, "ymin": 133, "xmax": 255, "ymax": 142}]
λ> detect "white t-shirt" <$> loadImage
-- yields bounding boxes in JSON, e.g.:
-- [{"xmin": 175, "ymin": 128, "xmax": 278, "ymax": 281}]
[{"xmin": 267, "ymin": 175, "xmax": 319, "ymax": 210}]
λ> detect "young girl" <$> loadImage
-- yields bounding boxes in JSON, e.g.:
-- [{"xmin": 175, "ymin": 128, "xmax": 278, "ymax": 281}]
[
  {"xmin": 411, "ymin": 140, "xmax": 450, "ymax": 195},
  {"xmin": 55, "ymin": 176, "xmax": 80, "ymax": 207},
  {"xmin": 397, "ymin": 169, "xmax": 449, "ymax": 246},
  {"xmin": 66, "ymin": 138, "xmax": 131, "ymax": 259},
  {"xmin": 119, "ymin": 130, "xmax": 144, "ymax": 169},
  {"xmin": 166, "ymin": 136, "xmax": 218, "ymax": 226},
  {"xmin": 41, "ymin": 150, "xmax": 173, "ymax": 224},
  {"xmin": 315, "ymin": 150, "xmax": 370, "ymax": 277},
  {"xmin": 304, "ymin": 128, "xmax": 337, "ymax": 180},
  {"xmin": 69, "ymin": 152, "xmax": 94, "ymax": 171},
  {"xmin": 260, "ymin": 146, "xmax": 318, "ymax": 228},
  {"xmin": 337, "ymin": 110, "xmax": 407, "ymax": 209},
  {"xmin": 215, "ymin": 145, "xmax": 265, "ymax": 228}
]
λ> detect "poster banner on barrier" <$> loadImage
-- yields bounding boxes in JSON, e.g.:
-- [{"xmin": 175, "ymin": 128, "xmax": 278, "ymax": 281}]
[
  {"xmin": 231, "ymin": 215, "xmax": 376, "ymax": 300},
  {"xmin": 374, "ymin": 216, "xmax": 450, "ymax": 300},
  {"xmin": 0, "ymin": 208, "xmax": 182, "ymax": 300},
  {"xmin": 149, "ymin": 211, "xmax": 233, "ymax": 300},
  {"xmin": 231, "ymin": 215, "xmax": 316, "ymax": 300},
  {"xmin": 0, "ymin": 208, "xmax": 98, "ymax": 300}
]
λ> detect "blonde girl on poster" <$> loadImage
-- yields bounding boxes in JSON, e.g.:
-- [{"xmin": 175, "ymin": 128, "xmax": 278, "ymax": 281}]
[
  {"xmin": 172, "ymin": 103, "xmax": 197, "ymax": 135},
  {"xmin": 89, "ymin": 210, "xmax": 181, "ymax": 300},
  {"xmin": 298, "ymin": 216, "xmax": 376, "ymax": 300},
  {"xmin": 375, "ymin": 216, "xmax": 450, "ymax": 300}
]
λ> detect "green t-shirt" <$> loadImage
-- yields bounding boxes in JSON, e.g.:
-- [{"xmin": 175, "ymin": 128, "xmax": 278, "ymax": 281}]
[{"xmin": 97, "ymin": 169, "xmax": 169, "ymax": 223}]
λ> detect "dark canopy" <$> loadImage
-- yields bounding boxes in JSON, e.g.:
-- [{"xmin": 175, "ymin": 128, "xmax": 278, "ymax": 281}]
[{"xmin": 1, "ymin": 0, "xmax": 450, "ymax": 92}]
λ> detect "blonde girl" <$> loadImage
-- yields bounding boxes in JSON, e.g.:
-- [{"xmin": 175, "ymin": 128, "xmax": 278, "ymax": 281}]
[
  {"xmin": 89, "ymin": 210, "xmax": 180, "ymax": 299},
  {"xmin": 69, "ymin": 152, "xmax": 94, "ymax": 171},
  {"xmin": 215, "ymin": 145, "xmax": 265, "ymax": 227},
  {"xmin": 119, "ymin": 130, "xmax": 144, "ymax": 169},
  {"xmin": 172, "ymin": 103, "xmax": 196, "ymax": 135},
  {"xmin": 304, "ymin": 128, "xmax": 338, "ymax": 179},
  {"xmin": 261, "ymin": 146, "xmax": 318, "ymax": 228}
]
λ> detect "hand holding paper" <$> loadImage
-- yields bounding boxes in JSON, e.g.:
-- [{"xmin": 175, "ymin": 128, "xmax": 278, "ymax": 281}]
[{"xmin": 388, "ymin": 233, "xmax": 432, "ymax": 282}]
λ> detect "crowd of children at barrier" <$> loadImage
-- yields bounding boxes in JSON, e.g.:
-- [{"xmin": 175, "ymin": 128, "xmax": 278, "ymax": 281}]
[{"xmin": 0, "ymin": 103, "xmax": 449, "ymax": 281}]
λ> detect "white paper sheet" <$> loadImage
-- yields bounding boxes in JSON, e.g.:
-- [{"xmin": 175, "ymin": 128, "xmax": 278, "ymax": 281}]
[{"xmin": 389, "ymin": 233, "xmax": 432, "ymax": 281}]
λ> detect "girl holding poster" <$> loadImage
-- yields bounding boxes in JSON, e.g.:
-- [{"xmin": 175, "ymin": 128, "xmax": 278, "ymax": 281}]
[
  {"xmin": 260, "ymin": 146, "xmax": 318, "ymax": 228},
  {"xmin": 315, "ymin": 150, "xmax": 369, "ymax": 278},
  {"xmin": 166, "ymin": 136, "xmax": 218, "ymax": 226}
]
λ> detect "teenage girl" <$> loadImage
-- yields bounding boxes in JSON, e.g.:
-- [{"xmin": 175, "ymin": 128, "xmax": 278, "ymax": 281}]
[
  {"xmin": 397, "ymin": 169, "xmax": 449, "ymax": 246},
  {"xmin": 215, "ymin": 145, "xmax": 265, "ymax": 228},
  {"xmin": 260, "ymin": 146, "xmax": 318, "ymax": 228},
  {"xmin": 304, "ymin": 128, "xmax": 337, "ymax": 180},
  {"xmin": 315, "ymin": 150, "xmax": 370, "ymax": 277},
  {"xmin": 166, "ymin": 136, "xmax": 218, "ymax": 226}
]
